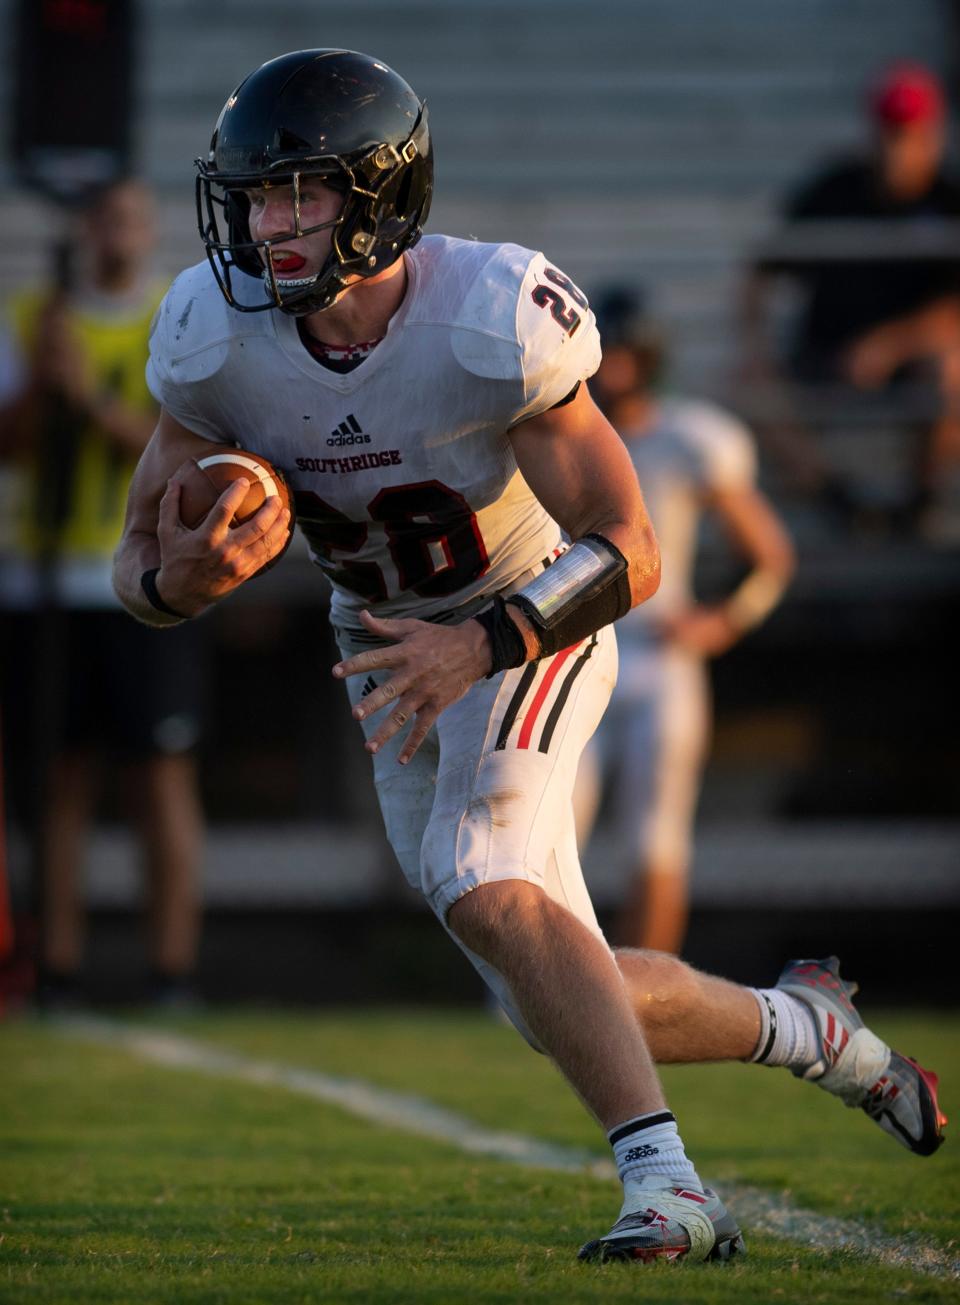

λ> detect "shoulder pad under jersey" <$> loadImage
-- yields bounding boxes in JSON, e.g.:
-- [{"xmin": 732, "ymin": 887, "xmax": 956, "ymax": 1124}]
[
  {"xmin": 443, "ymin": 240, "xmax": 534, "ymax": 381},
  {"xmin": 147, "ymin": 260, "xmax": 263, "ymax": 389},
  {"xmin": 147, "ymin": 261, "xmax": 266, "ymax": 441},
  {"xmin": 437, "ymin": 240, "xmax": 601, "ymax": 417}
]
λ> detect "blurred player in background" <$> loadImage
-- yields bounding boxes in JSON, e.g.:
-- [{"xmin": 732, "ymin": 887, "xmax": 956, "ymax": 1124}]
[
  {"xmin": 577, "ymin": 305, "xmax": 795, "ymax": 953},
  {"xmin": 0, "ymin": 179, "xmax": 205, "ymax": 1007},
  {"xmin": 113, "ymin": 51, "xmax": 945, "ymax": 1267},
  {"xmin": 742, "ymin": 62, "xmax": 960, "ymax": 533}
]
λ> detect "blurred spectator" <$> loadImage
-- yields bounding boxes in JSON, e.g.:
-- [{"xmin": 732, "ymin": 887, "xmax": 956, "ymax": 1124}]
[
  {"xmin": 741, "ymin": 62, "xmax": 960, "ymax": 533},
  {"xmin": 0, "ymin": 179, "xmax": 206, "ymax": 1007},
  {"xmin": 576, "ymin": 308, "xmax": 795, "ymax": 953}
]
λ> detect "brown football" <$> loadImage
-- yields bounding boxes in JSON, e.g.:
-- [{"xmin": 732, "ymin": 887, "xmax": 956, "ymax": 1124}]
[
  {"xmin": 178, "ymin": 450, "xmax": 294, "ymax": 529},
  {"xmin": 176, "ymin": 450, "xmax": 296, "ymax": 571}
]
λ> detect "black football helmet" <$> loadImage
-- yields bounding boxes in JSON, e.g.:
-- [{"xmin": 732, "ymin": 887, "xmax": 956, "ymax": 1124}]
[{"xmin": 196, "ymin": 49, "xmax": 433, "ymax": 315}]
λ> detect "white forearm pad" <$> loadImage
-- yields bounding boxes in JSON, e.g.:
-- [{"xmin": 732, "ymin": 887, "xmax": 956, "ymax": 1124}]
[{"xmin": 508, "ymin": 533, "xmax": 631, "ymax": 656}]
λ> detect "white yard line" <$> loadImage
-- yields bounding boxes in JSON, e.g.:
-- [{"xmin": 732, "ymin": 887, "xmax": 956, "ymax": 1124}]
[{"xmin": 60, "ymin": 1016, "xmax": 957, "ymax": 1280}]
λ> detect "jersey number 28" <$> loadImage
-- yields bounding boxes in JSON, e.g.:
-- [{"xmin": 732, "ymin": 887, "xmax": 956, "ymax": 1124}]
[{"xmin": 293, "ymin": 480, "xmax": 489, "ymax": 601}]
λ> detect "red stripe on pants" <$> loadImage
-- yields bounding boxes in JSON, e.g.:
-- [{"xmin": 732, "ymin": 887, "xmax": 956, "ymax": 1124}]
[{"xmin": 516, "ymin": 642, "xmax": 583, "ymax": 750}]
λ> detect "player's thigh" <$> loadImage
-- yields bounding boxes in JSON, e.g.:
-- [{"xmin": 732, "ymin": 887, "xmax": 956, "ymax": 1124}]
[
  {"xmin": 615, "ymin": 649, "xmax": 710, "ymax": 866},
  {"xmin": 431, "ymin": 635, "xmax": 616, "ymax": 1051},
  {"xmin": 422, "ymin": 624, "xmax": 617, "ymax": 925},
  {"xmin": 336, "ymin": 635, "xmax": 439, "ymax": 890},
  {"xmin": 571, "ymin": 733, "xmax": 603, "ymax": 850}
]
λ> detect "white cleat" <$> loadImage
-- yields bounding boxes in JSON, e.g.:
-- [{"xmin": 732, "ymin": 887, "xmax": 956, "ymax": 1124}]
[
  {"xmin": 578, "ymin": 1176, "xmax": 745, "ymax": 1265},
  {"xmin": 777, "ymin": 956, "xmax": 946, "ymax": 1156}
]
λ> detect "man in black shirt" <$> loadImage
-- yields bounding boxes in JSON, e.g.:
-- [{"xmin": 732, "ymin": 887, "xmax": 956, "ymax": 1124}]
[{"xmin": 742, "ymin": 63, "xmax": 960, "ymax": 527}]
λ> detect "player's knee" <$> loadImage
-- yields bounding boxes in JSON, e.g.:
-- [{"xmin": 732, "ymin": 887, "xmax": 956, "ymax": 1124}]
[
  {"xmin": 447, "ymin": 879, "xmax": 548, "ymax": 958},
  {"xmin": 614, "ymin": 946, "xmax": 699, "ymax": 1029}
]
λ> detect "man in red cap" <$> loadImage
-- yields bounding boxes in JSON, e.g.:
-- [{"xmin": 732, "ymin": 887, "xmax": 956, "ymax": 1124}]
[
  {"xmin": 742, "ymin": 62, "xmax": 960, "ymax": 532},
  {"xmin": 871, "ymin": 61, "xmax": 946, "ymax": 128}
]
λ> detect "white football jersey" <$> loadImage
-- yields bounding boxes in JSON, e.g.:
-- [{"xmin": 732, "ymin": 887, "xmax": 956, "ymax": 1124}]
[{"xmin": 147, "ymin": 235, "xmax": 601, "ymax": 626}]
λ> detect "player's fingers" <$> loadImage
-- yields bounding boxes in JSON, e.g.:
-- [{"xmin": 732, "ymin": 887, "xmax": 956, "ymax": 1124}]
[
  {"xmin": 157, "ymin": 479, "xmax": 184, "ymax": 536},
  {"xmin": 203, "ymin": 478, "xmax": 251, "ymax": 543},
  {"xmin": 352, "ymin": 673, "xmax": 413, "ymax": 721},
  {"xmin": 229, "ymin": 494, "xmax": 284, "ymax": 549},
  {"xmin": 365, "ymin": 695, "xmax": 423, "ymax": 754},
  {"xmin": 233, "ymin": 508, "xmax": 291, "ymax": 578},
  {"xmin": 252, "ymin": 506, "xmax": 292, "ymax": 560},
  {"xmin": 358, "ymin": 609, "xmax": 422, "ymax": 638},
  {"xmin": 333, "ymin": 645, "xmax": 406, "ymax": 679},
  {"xmin": 397, "ymin": 711, "xmax": 437, "ymax": 765}
]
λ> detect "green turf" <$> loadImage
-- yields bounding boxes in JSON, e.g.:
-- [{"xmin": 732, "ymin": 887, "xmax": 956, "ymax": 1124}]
[
  {"xmin": 158, "ymin": 1007, "xmax": 960, "ymax": 1243},
  {"xmin": 1, "ymin": 1009, "xmax": 957, "ymax": 1304}
]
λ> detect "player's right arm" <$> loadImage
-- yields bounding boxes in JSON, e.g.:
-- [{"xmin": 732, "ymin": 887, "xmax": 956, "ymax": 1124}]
[{"xmin": 113, "ymin": 407, "xmax": 290, "ymax": 626}]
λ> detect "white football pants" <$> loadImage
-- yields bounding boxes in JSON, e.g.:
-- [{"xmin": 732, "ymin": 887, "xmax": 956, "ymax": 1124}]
[{"xmin": 335, "ymin": 621, "xmax": 618, "ymax": 1044}]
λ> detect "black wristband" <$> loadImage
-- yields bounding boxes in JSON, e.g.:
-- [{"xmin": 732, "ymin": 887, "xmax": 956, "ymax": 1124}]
[
  {"xmin": 473, "ymin": 595, "xmax": 528, "ymax": 677},
  {"xmin": 140, "ymin": 568, "xmax": 188, "ymax": 620},
  {"xmin": 506, "ymin": 533, "xmax": 631, "ymax": 656}
]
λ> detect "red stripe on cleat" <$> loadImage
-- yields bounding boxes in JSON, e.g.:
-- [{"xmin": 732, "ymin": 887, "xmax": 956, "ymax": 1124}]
[
  {"xmin": 909, "ymin": 1059, "xmax": 948, "ymax": 1130},
  {"xmin": 631, "ymin": 1247, "xmax": 686, "ymax": 1263}
]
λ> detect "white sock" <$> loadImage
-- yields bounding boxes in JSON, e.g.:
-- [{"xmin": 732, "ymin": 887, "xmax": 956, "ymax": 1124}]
[
  {"xmin": 609, "ymin": 1110, "xmax": 703, "ymax": 1193},
  {"xmin": 749, "ymin": 987, "xmax": 821, "ymax": 1071}
]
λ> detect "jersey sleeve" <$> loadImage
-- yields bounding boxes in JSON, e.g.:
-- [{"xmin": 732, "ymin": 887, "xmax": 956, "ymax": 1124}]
[
  {"xmin": 682, "ymin": 401, "xmax": 758, "ymax": 495},
  {"xmin": 145, "ymin": 266, "xmax": 233, "ymax": 443},
  {"xmin": 510, "ymin": 253, "xmax": 602, "ymax": 423}
]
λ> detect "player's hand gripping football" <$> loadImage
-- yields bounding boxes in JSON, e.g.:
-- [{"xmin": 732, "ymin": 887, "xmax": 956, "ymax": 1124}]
[
  {"xmin": 333, "ymin": 609, "xmax": 496, "ymax": 763},
  {"xmin": 154, "ymin": 464, "xmax": 291, "ymax": 617}
]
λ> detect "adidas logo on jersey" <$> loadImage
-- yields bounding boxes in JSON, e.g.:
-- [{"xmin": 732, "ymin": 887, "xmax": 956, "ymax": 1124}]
[{"xmin": 327, "ymin": 414, "xmax": 370, "ymax": 446}]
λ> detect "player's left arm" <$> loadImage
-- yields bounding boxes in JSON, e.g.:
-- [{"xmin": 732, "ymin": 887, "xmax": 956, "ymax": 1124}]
[
  {"xmin": 505, "ymin": 381, "xmax": 660, "ymax": 655},
  {"xmin": 333, "ymin": 384, "xmax": 660, "ymax": 763}
]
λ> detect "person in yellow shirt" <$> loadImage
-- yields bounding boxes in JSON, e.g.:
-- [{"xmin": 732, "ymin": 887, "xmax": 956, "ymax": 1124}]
[{"xmin": 0, "ymin": 178, "xmax": 205, "ymax": 1007}]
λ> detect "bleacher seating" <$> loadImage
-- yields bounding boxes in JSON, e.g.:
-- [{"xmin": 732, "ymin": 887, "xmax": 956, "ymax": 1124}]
[
  {"xmin": 1, "ymin": 0, "xmax": 957, "ymax": 902},
  {"xmin": 0, "ymin": 0, "xmax": 949, "ymax": 390}
]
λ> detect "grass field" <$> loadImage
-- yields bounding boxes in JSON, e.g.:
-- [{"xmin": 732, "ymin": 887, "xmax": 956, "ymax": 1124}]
[{"xmin": 1, "ymin": 1007, "xmax": 957, "ymax": 1304}]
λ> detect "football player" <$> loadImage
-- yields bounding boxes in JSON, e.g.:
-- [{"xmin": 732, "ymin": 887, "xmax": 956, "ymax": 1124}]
[
  {"xmin": 113, "ymin": 50, "xmax": 945, "ymax": 1265},
  {"xmin": 575, "ymin": 323, "xmax": 796, "ymax": 955}
]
